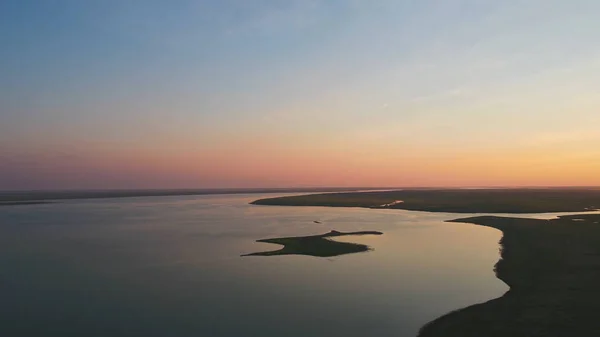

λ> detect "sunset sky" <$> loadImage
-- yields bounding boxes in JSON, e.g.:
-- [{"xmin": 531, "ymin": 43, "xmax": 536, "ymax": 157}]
[{"xmin": 1, "ymin": 0, "xmax": 600, "ymax": 190}]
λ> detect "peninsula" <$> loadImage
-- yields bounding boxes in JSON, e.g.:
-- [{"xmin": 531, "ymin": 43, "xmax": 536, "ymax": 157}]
[{"xmin": 251, "ymin": 188, "xmax": 600, "ymax": 213}]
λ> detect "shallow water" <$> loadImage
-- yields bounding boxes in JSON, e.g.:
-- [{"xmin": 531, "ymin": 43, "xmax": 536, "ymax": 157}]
[{"xmin": 0, "ymin": 193, "xmax": 509, "ymax": 337}]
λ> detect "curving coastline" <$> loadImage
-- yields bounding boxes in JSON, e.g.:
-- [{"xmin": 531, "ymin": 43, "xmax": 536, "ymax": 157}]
[
  {"xmin": 417, "ymin": 214, "xmax": 600, "ymax": 337},
  {"xmin": 250, "ymin": 189, "xmax": 600, "ymax": 336},
  {"xmin": 251, "ymin": 188, "xmax": 600, "ymax": 213}
]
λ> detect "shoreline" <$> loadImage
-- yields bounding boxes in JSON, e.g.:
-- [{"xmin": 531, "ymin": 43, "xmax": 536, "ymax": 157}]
[
  {"xmin": 250, "ymin": 190, "xmax": 600, "ymax": 336},
  {"xmin": 0, "ymin": 201, "xmax": 54, "ymax": 206},
  {"xmin": 417, "ymin": 214, "xmax": 600, "ymax": 336},
  {"xmin": 251, "ymin": 189, "xmax": 600, "ymax": 214},
  {"xmin": 0, "ymin": 187, "xmax": 382, "ymax": 204}
]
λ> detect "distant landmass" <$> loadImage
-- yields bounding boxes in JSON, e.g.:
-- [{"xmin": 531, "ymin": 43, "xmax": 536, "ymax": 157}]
[
  {"xmin": 0, "ymin": 187, "xmax": 387, "ymax": 204},
  {"xmin": 251, "ymin": 188, "xmax": 600, "ymax": 213}
]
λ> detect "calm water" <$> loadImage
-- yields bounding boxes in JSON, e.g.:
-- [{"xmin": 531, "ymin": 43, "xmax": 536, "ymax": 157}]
[{"xmin": 0, "ymin": 193, "xmax": 508, "ymax": 337}]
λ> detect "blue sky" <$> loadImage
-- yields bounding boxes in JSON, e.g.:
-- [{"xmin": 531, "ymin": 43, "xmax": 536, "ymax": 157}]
[{"xmin": 1, "ymin": 1, "xmax": 600, "ymax": 189}]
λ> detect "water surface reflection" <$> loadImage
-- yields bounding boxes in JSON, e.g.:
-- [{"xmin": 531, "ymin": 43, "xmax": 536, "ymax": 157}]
[{"xmin": 0, "ymin": 194, "xmax": 510, "ymax": 337}]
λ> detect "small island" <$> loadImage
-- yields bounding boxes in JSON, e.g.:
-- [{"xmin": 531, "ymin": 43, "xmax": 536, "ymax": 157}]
[{"xmin": 242, "ymin": 230, "xmax": 383, "ymax": 257}]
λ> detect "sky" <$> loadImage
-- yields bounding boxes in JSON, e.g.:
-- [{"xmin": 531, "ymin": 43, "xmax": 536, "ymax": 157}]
[{"xmin": 1, "ymin": 0, "xmax": 600, "ymax": 190}]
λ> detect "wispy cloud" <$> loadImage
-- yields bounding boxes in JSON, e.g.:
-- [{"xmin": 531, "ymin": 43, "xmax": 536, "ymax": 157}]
[
  {"xmin": 525, "ymin": 130, "xmax": 600, "ymax": 146},
  {"xmin": 223, "ymin": 0, "xmax": 325, "ymax": 36},
  {"xmin": 0, "ymin": 150, "xmax": 85, "ymax": 169},
  {"xmin": 411, "ymin": 87, "xmax": 474, "ymax": 103}
]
